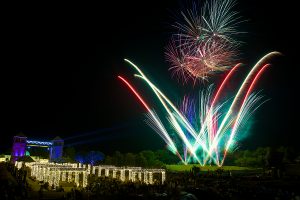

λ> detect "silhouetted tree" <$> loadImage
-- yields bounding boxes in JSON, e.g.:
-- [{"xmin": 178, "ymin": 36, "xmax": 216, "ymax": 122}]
[
  {"xmin": 266, "ymin": 147, "xmax": 285, "ymax": 178},
  {"xmin": 155, "ymin": 149, "xmax": 178, "ymax": 164},
  {"xmin": 124, "ymin": 153, "xmax": 136, "ymax": 166},
  {"xmin": 113, "ymin": 151, "xmax": 124, "ymax": 166},
  {"xmin": 135, "ymin": 153, "xmax": 147, "ymax": 167},
  {"xmin": 104, "ymin": 155, "xmax": 113, "ymax": 165},
  {"xmin": 141, "ymin": 150, "xmax": 156, "ymax": 167}
]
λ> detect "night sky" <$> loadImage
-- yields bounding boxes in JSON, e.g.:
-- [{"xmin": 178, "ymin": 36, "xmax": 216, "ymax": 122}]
[{"xmin": 1, "ymin": 0, "xmax": 298, "ymax": 154}]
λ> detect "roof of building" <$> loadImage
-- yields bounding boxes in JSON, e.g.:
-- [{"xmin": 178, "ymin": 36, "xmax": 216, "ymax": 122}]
[
  {"xmin": 52, "ymin": 136, "xmax": 63, "ymax": 141},
  {"xmin": 15, "ymin": 132, "xmax": 27, "ymax": 137}
]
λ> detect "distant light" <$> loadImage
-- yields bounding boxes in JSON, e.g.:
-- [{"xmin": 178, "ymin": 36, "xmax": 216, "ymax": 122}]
[{"xmin": 26, "ymin": 140, "xmax": 53, "ymax": 146}]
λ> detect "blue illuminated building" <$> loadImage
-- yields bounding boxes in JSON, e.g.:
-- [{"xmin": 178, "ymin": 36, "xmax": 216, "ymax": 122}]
[{"xmin": 11, "ymin": 133, "xmax": 64, "ymax": 162}]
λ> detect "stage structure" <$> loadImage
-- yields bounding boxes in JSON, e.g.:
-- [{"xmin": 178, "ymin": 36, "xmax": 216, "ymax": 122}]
[
  {"xmin": 15, "ymin": 161, "xmax": 166, "ymax": 188},
  {"xmin": 11, "ymin": 134, "xmax": 64, "ymax": 162}
]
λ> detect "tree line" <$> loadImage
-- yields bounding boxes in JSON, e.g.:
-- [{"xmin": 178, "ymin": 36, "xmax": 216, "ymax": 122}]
[
  {"xmin": 5, "ymin": 145, "xmax": 298, "ymax": 168},
  {"xmin": 62, "ymin": 148, "xmax": 179, "ymax": 168},
  {"xmin": 224, "ymin": 146, "xmax": 299, "ymax": 168}
]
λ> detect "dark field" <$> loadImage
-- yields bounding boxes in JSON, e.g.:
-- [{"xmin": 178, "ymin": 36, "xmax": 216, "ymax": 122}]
[{"xmin": 1, "ymin": 162, "xmax": 300, "ymax": 200}]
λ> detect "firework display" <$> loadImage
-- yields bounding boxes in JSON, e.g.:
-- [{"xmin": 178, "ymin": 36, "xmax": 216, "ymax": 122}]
[
  {"xmin": 118, "ymin": 0, "xmax": 280, "ymax": 166},
  {"xmin": 166, "ymin": 0, "xmax": 242, "ymax": 83}
]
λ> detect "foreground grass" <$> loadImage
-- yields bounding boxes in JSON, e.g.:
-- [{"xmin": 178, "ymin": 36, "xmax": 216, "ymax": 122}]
[{"xmin": 166, "ymin": 164, "xmax": 256, "ymax": 172}]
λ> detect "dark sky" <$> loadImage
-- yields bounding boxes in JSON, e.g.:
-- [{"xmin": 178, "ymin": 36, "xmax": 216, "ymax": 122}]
[{"xmin": 1, "ymin": 0, "xmax": 298, "ymax": 154}]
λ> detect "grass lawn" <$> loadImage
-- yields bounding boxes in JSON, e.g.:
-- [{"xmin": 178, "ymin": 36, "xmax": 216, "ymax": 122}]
[{"xmin": 166, "ymin": 164, "xmax": 256, "ymax": 172}]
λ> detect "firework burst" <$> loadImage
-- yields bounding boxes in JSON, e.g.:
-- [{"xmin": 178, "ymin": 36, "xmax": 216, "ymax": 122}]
[
  {"xmin": 118, "ymin": 52, "xmax": 279, "ymax": 166},
  {"xmin": 117, "ymin": 0, "xmax": 280, "ymax": 166},
  {"xmin": 167, "ymin": 0, "xmax": 242, "ymax": 82}
]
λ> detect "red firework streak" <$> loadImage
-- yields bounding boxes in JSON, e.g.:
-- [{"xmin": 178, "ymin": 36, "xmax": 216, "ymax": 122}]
[
  {"xmin": 118, "ymin": 76, "xmax": 151, "ymax": 112},
  {"xmin": 118, "ymin": 75, "xmax": 185, "ymax": 162},
  {"xmin": 210, "ymin": 63, "xmax": 242, "ymax": 165},
  {"xmin": 221, "ymin": 63, "xmax": 270, "ymax": 165}
]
